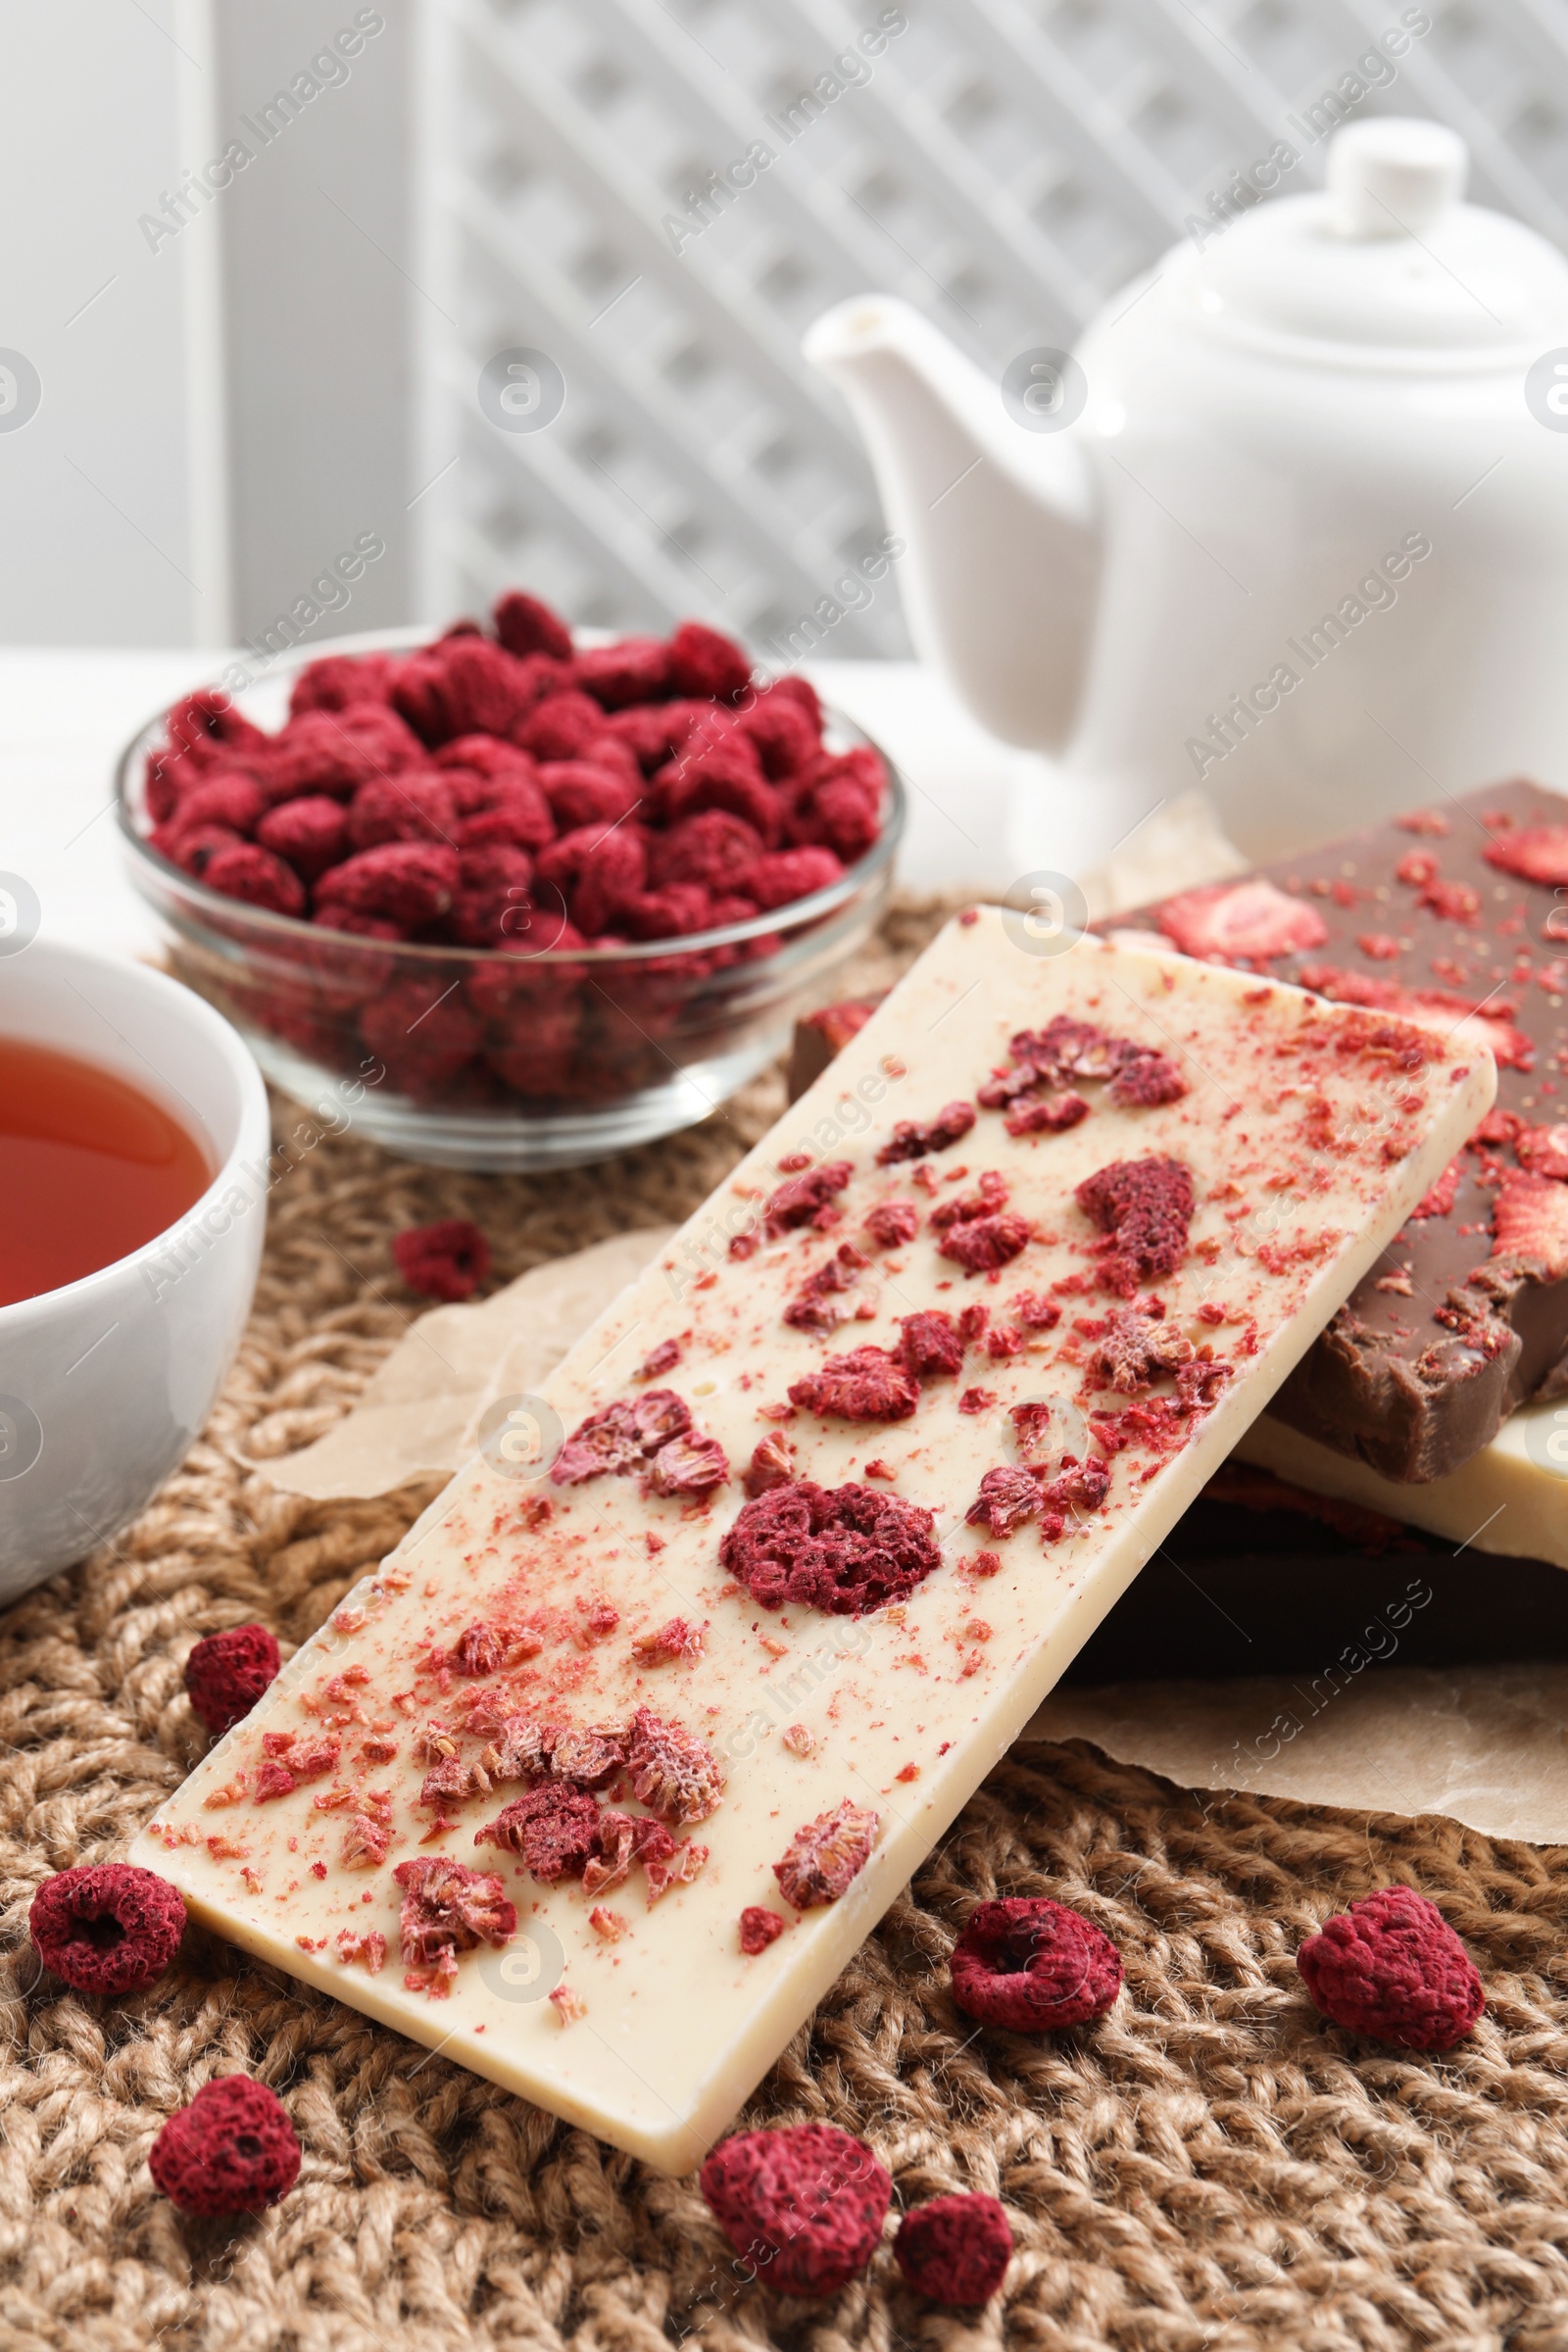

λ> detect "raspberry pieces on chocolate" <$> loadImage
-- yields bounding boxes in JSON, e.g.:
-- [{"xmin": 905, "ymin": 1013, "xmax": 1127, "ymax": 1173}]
[
  {"xmin": 475, "ymin": 1784, "xmax": 604, "ymax": 1881},
  {"xmin": 949, "ymin": 1896, "xmax": 1122, "ymax": 2031},
  {"xmin": 1297, "ymin": 1886, "xmax": 1483, "ymax": 2050},
  {"xmin": 700, "ymin": 2124, "xmax": 892, "ymax": 2299},
  {"xmin": 783, "ymin": 1243, "xmax": 870, "ymax": 1334},
  {"xmin": 1089, "ymin": 1299, "xmax": 1194, "ymax": 1394},
  {"xmin": 733, "ymin": 1159, "xmax": 854, "ymax": 1255},
  {"xmin": 393, "ymin": 1857, "xmax": 516, "ymax": 1993},
  {"xmin": 1075, "ymin": 1155, "xmax": 1195, "ymax": 1296},
  {"xmin": 964, "ymin": 1467, "xmax": 1043, "ymax": 1539},
  {"xmin": 937, "ymin": 1213, "xmax": 1033, "ymax": 1276},
  {"xmin": 739, "ymin": 1905, "xmax": 786, "ymax": 1955},
  {"xmin": 863, "ymin": 1198, "xmax": 919, "ymax": 1249},
  {"xmin": 897, "ymin": 1309, "xmax": 964, "ymax": 1380},
  {"xmin": 29, "ymin": 1863, "xmax": 186, "ymax": 1995},
  {"xmin": 876, "ymin": 1101, "xmax": 976, "ymax": 1164},
  {"xmin": 184, "ymin": 1623, "xmax": 280, "ymax": 1736},
  {"xmin": 787, "ymin": 1346, "xmax": 919, "ymax": 1422},
  {"xmin": 551, "ymin": 1387, "xmax": 727, "ymax": 1495},
  {"xmin": 626, "ymin": 1705, "xmax": 726, "ymax": 1825},
  {"xmin": 773, "ymin": 1798, "xmax": 880, "ymax": 1908},
  {"xmin": 720, "ymin": 1480, "xmax": 941, "ymax": 1614}
]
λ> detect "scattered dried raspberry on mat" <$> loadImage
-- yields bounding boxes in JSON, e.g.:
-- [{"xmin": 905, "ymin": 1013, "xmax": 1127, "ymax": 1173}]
[
  {"xmin": 392, "ymin": 1219, "xmax": 492, "ymax": 1301},
  {"xmin": 149, "ymin": 2076, "xmax": 301, "ymax": 2217},
  {"xmin": 700, "ymin": 2124, "xmax": 892, "ymax": 2298},
  {"xmin": 1155, "ymin": 877, "xmax": 1328, "ymax": 960},
  {"xmin": 949, "ymin": 1896, "xmax": 1122, "ymax": 2031},
  {"xmin": 184, "ymin": 1623, "xmax": 281, "ymax": 1736},
  {"xmin": 894, "ymin": 2193, "xmax": 1012, "ymax": 2305},
  {"xmin": 721, "ymin": 1481, "xmax": 940, "ymax": 1614},
  {"xmin": 29, "ymin": 1863, "xmax": 186, "ymax": 1995},
  {"xmin": 739, "ymin": 1906, "xmax": 786, "ymax": 1955},
  {"xmin": 1296, "ymin": 1886, "xmax": 1483, "ymax": 2050},
  {"xmin": 773, "ymin": 1798, "xmax": 880, "ymax": 1908}
]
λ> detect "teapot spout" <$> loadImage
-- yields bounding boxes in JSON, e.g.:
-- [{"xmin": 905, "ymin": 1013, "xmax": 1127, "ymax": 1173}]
[{"xmin": 805, "ymin": 296, "xmax": 1099, "ymax": 752}]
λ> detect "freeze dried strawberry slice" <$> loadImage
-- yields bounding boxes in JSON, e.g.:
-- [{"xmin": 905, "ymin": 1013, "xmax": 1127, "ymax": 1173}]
[
  {"xmin": 1075, "ymin": 1156, "xmax": 1195, "ymax": 1295},
  {"xmin": 719, "ymin": 1480, "xmax": 940, "ymax": 1613},
  {"xmin": 1156, "ymin": 878, "xmax": 1328, "ymax": 960},
  {"xmin": 1484, "ymin": 824, "xmax": 1568, "ymax": 887},
  {"xmin": 788, "ymin": 1345, "xmax": 919, "ymax": 1421},
  {"xmin": 1516, "ymin": 1123, "xmax": 1568, "ymax": 1181},
  {"xmin": 1493, "ymin": 1172, "xmax": 1568, "ymax": 1277},
  {"xmin": 773, "ymin": 1798, "xmax": 880, "ymax": 1908}
]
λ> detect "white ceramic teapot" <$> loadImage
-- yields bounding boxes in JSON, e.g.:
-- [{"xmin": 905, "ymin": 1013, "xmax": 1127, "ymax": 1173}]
[{"xmin": 806, "ymin": 120, "xmax": 1568, "ymax": 872}]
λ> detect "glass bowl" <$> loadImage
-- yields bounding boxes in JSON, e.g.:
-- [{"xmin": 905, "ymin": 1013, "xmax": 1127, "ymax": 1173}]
[{"xmin": 115, "ymin": 627, "xmax": 906, "ymax": 1170}]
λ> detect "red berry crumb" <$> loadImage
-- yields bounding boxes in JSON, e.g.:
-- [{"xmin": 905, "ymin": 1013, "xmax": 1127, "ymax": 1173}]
[
  {"xmin": 739, "ymin": 1905, "xmax": 786, "ymax": 1955},
  {"xmin": 1296, "ymin": 1886, "xmax": 1483, "ymax": 2051},
  {"xmin": 29, "ymin": 1863, "xmax": 186, "ymax": 1996},
  {"xmin": 700, "ymin": 2124, "xmax": 892, "ymax": 2298},
  {"xmin": 773, "ymin": 1798, "xmax": 880, "ymax": 1908},
  {"xmin": 149, "ymin": 2076, "xmax": 301, "ymax": 2216},
  {"xmin": 184, "ymin": 1622, "xmax": 281, "ymax": 1736},
  {"xmin": 894, "ymin": 2193, "xmax": 1012, "ymax": 2305},
  {"xmin": 876, "ymin": 1101, "xmax": 976, "ymax": 1164},
  {"xmin": 864, "ymin": 1199, "xmax": 919, "ymax": 1249},
  {"xmin": 1075, "ymin": 1156, "xmax": 1196, "ymax": 1295},
  {"xmin": 721, "ymin": 1481, "xmax": 940, "ymax": 1614},
  {"xmin": 949, "ymin": 1896, "xmax": 1122, "ymax": 2031}
]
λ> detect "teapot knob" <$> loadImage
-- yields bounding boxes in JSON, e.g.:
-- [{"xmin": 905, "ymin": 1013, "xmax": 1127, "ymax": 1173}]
[{"xmin": 1326, "ymin": 117, "xmax": 1467, "ymax": 238}]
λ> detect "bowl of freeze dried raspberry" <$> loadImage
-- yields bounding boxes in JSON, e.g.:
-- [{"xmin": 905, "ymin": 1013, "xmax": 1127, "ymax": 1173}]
[{"xmin": 115, "ymin": 601, "xmax": 905, "ymax": 1168}]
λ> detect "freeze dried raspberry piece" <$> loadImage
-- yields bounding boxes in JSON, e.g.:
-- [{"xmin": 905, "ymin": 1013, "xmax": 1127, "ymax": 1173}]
[
  {"xmin": 1492, "ymin": 1172, "xmax": 1568, "ymax": 1278},
  {"xmin": 964, "ymin": 1467, "xmax": 1042, "ymax": 1538},
  {"xmin": 452, "ymin": 844, "xmax": 535, "ymax": 946},
  {"xmin": 633, "ymin": 1616, "xmax": 705, "ymax": 1666},
  {"xmin": 29, "ymin": 1863, "xmax": 186, "ymax": 1995},
  {"xmin": 604, "ymin": 699, "xmax": 707, "ymax": 772},
  {"xmin": 166, "ymin": 688, "xmax": 271, "ymax": 766},
  {"xmin": 290, "ymin": 650, "xmax": 401, "ymax": 715},
  {"xmin": 1484, "ymin": 824, "xmax": 1568, "ymax": 887},
  {"xmin": 663, "ymin": 618, "xmax": 750, "ymax": 700},
  {"xmin": 575, "ymin": 636, "xmax": 672, "ymax": 708},
  {"xmin": 788, "ymin": 748, "xmax": 886, "ymax": 860},
  {"xmin": 1005, "ymin": 1091, "xmax": 1090, "ymax": 1137},
  {"xmin": 538, "ymin": 758, "xmax": 642, "ymax": 832},
  {"xmin": 1297, "ymin": 1886, "xmax": 1483, "ymax": 2050},
  {"xmin": 1089, "ymin": 1299, "xmax": 1193, "ymax": 1394},
  {"xmin": 788, "ymin": 1346, "xmax": 919, "ymax": 1422},
  {"xmin": 548, "ymin": 1724, "xmax": 628, "ymax": 1786},
  {"xmin": 738, "ymin": 684, "xmax": 821, "ymax": 778},
  {"xmin": 864, "ymin": 1200, "xmax": 919, "ymax": 1251},
  {"xmin": 741, "ymin": 847, "xmax": 844, "ymax": 909},
  {"xmin": 739, "ymin": 1905, "xmax": 786, "ymax": 1954},
  {"xmin": 149, "ymin": 2078, "xmax": 301, "ymax": 2217},
  {"xmin": 720, "ymin": 1480, "xmax": 941, "ymax": 1613},
  {"xmin": 516, "ymin": 687, "xmax": 606, "ymax": 760},
  {"xmin": 784, "ymin": 1243, "xmax": 871, "ymax": 1334},
  {"xmin": 895, "ymin": 2196, "xmax": 1012, "ymax": 2305},
  {"xmin": 395, "ymin": 637, "xmax": 551, "ymax": 744},
  {"xmin": 253, "ymin": 1736, "xmax": 339, "ymax": 1801},
  {"xmin": 897, "ymin": 1309, "xmax": 964, "ymax": 1379},
  {"xmin": 877, "ymin": 1101, "xmax": 976, "ymax": 1164},
  {"xmin": 493, "ymin": 587, "xmax": 573, "ymax": 662},
  {"xmin": 582, "ymin": 1808, "xmax": 677, "ymax": 1899},
  {"xmin": 535, "ymin": 819, "xmax": 649, "ymax": 936},
  {"xmin": 1042, "ymin": 1454, "xmax": 1111, "ymax": 1520},
  {"xmin": 743, "ymin": 1432, "xmax": 796, "ymax": 1496},
  {"xmin": 701, "ymin": 2124, "xmax": 891, "ymax": 2299},
  {"xmin": 655, "ymin": 736, "xmax": 781, "ymax": 841},
  {"xmin": 1107, "ymin": 1051, "xmax": 1187, "ymax": 1107},
  {"xmin": 1420, "ymin": 877, "xmax": 1481, "ymax": 921},
  {"xmin": 451, "ymin": 1619, "xmax": 506, "ymax": 1676},
  {"xmin": 731, "ymin": 1159, "xmax": 854, "ymax": 1256},
  {"xmin": 950, "ymin": 1896, "xmax": 1122, "ymax": 2030},
  {"xmin": 346, "ymin": 770, "xmax": 459, "ymax": 852},
  {"xmin": 392, "ymin": 1218, "xmax": 491, "ymax": 1301},
  {"xmin": 475, "ymin": 1784, "xmax": 604, "ymax": 1881},
  {"xmin": 626, "ymin": 1705, "xmax": 726, "ymax": 1825},
  {"xmin": 1156, "ymin": 878, "xmax": 1328, "ymax": 960},
  {"xmin": 316, "ymin": 841, "xmax": 461, "ymax": 931},
  {"xmin": 262, "ymin": 706, "xmax": 426, "ymax": 804},
  {"xmin": 774, "ymin": 1798, "xmax": 880, "ymax": 1908},
  {"xmin": 646, "ymin": 1430, "xmax": 730, "ymax": 1497},
  {"xmin": 650, "ymin": 808, "xmax": 764, "ymax": 890},
  {"xmin": 1075, "ymin": 1155, "xmax": 1195, "ymax": 1295},
  {"xmin": 394, "ymin": 1857, "xmax": 517, "ymax": 1974},
  {"xmin": 176, "ymin": 772, "xmax": 266, "ymax": 835},
  {"xmin": 202, "ymin": 843, "xmax": 307, "ymax": 917},
  {"xmin": 637, "ymin": 1337, "xmax": 682, "ymax": 1380},
  {"xmin": 184, "ymin": 1623, "xmax": 281, "ymax": 1736},
  {"xmin": 937, "ymin": 1214, "xmax": 1032, "ymax": 1275},
  {"xmin": 255, "ymin": 794, "xmax": 349, "ymax": 881}
]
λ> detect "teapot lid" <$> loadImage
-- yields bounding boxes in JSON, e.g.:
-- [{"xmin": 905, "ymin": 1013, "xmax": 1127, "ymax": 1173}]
[{"xmin": 1174, "ymin": 120, "xmax": 1568, "ymax": 366}]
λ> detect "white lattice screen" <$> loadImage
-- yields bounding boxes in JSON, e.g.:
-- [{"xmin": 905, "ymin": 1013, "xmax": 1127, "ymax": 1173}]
[{"xmin": 415, "ymin": 0, "xmax": 1568, "ymax": 657}]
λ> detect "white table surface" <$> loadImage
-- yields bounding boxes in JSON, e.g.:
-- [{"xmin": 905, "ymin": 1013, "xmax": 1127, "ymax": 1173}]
[{"xmin": 0, "ymin": 650, "xmax": 1045, "ymax": 962}]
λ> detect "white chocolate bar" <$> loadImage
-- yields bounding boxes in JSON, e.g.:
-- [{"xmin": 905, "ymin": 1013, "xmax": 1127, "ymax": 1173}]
[
  {"xmin": 1238, "ymin": 1400, "xmax": 1568, "ymax": 1566},
  {"xmin": 130, "ymin": 918, "xmax": 1493, "ymax": 2172}
]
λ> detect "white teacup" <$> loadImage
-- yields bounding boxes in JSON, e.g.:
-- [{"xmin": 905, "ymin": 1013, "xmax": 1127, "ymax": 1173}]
[{"xmin": 0, "ymin": 941, "xmax": 270, "ymax": 1599}]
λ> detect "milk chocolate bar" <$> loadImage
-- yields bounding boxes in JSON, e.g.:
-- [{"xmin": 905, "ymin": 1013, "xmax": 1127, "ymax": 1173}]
[
  {"xmin": 1107, "ymin": 780, "xmax": 1568, "ymax": 1482},
  {"xmin": 129, "ymin": 920, "xmax": 1488, "ymax": 2171}
]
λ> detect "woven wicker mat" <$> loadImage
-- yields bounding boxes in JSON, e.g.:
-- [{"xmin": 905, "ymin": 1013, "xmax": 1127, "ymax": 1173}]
[{"xmin": 6, "ymin": 904, "xmax": 1568, "ymax": 2352}]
